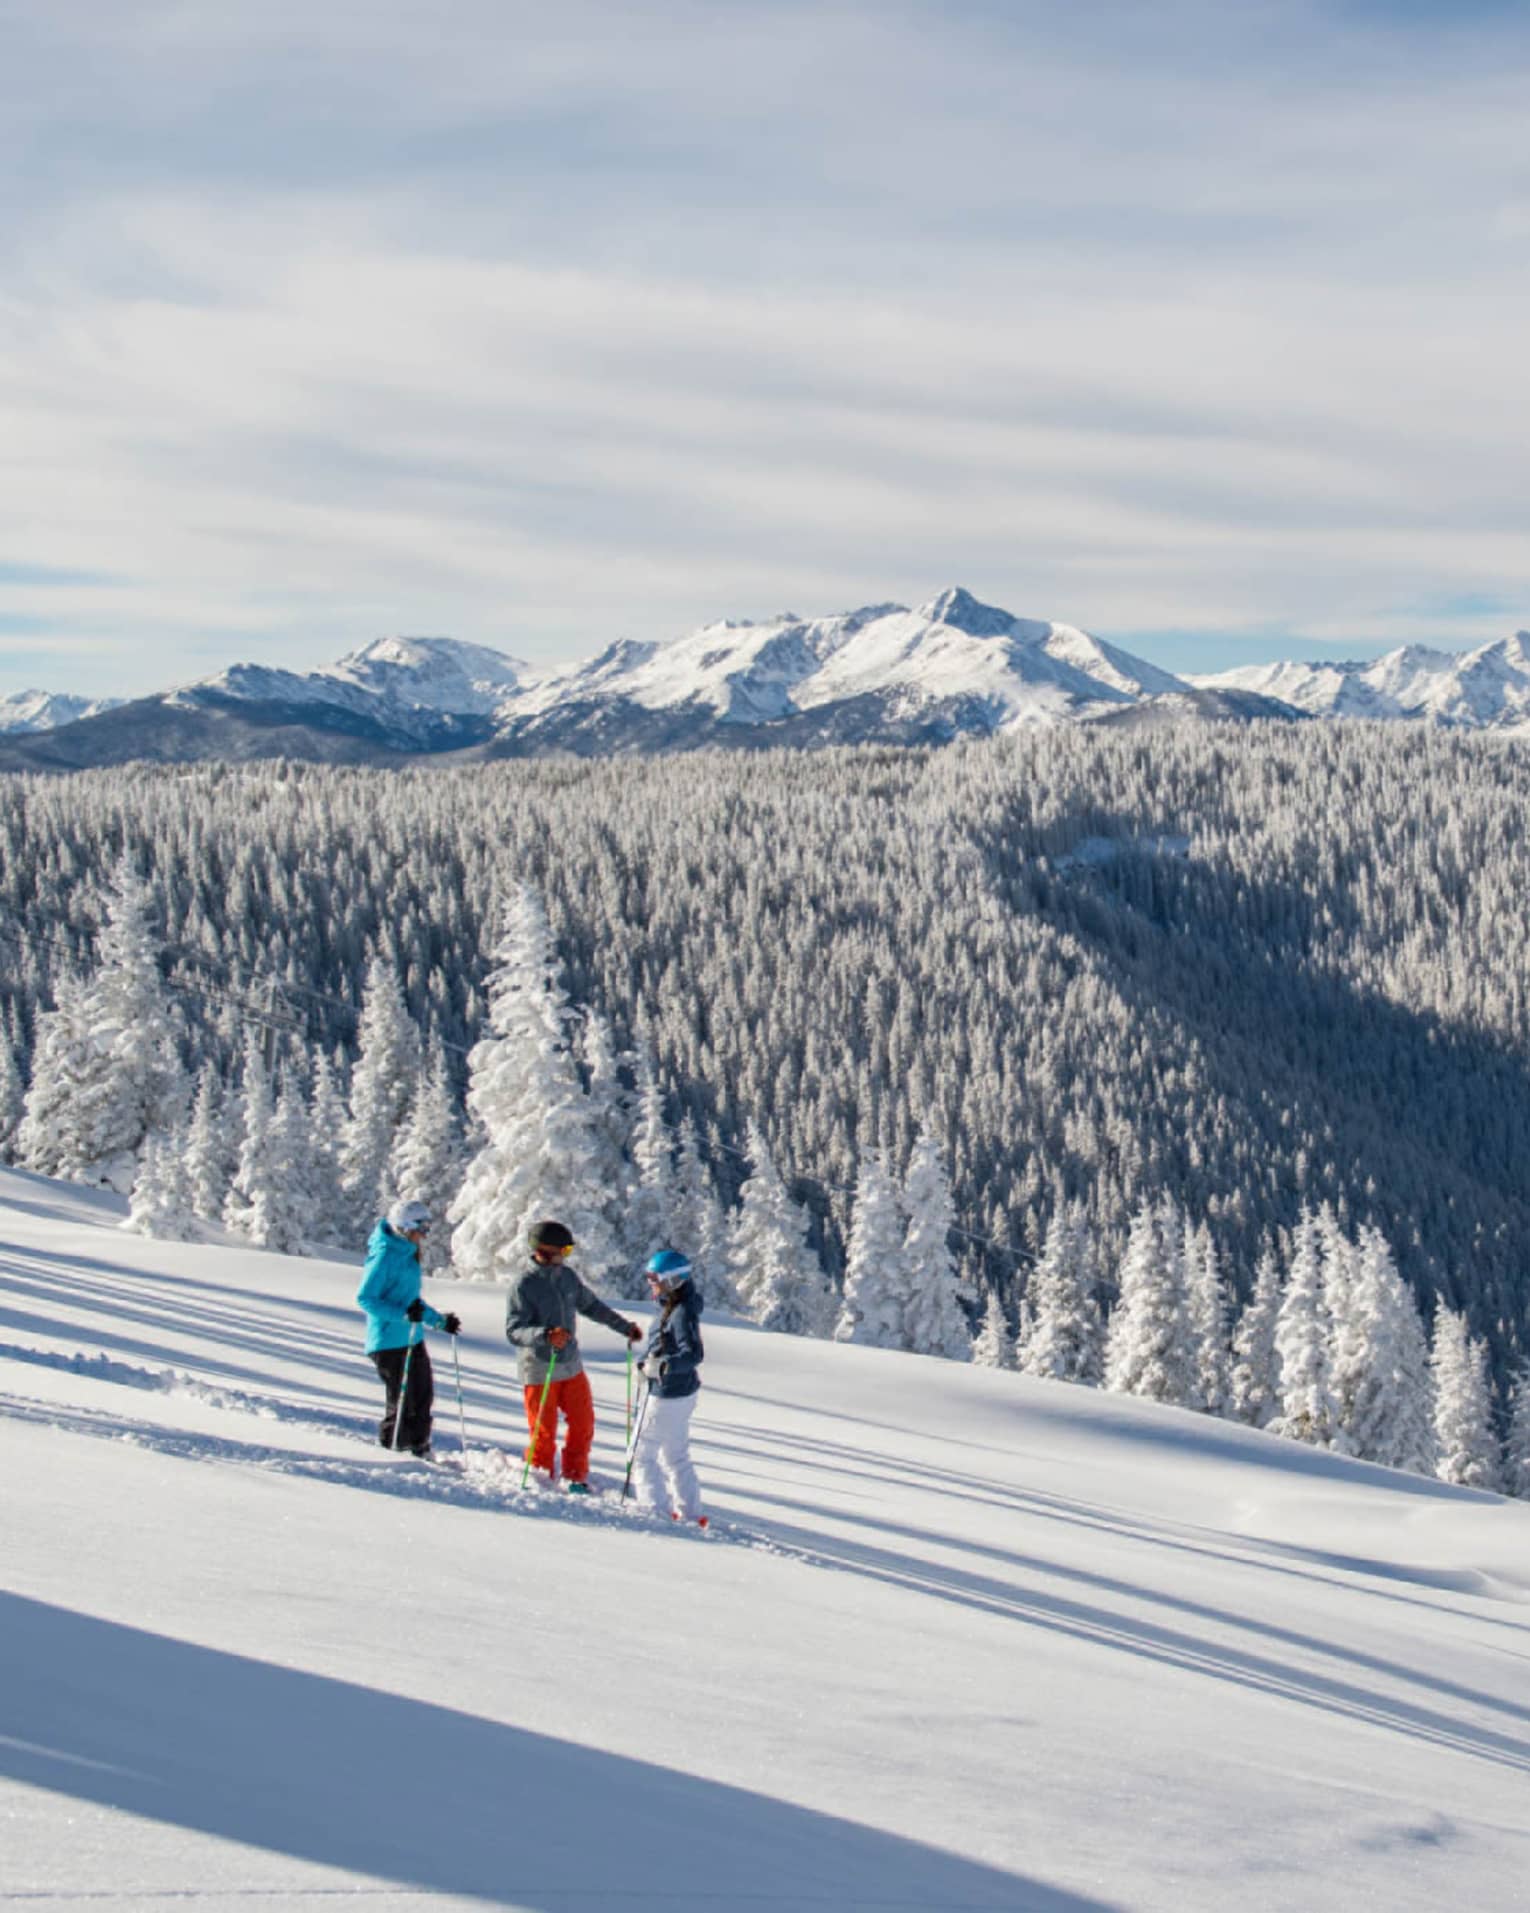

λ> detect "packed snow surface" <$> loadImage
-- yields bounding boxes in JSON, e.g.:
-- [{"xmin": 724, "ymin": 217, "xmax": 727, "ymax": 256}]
[{"xmin": 3, "ymin": 1167, "xmax": 1527, "ymax": 1911}]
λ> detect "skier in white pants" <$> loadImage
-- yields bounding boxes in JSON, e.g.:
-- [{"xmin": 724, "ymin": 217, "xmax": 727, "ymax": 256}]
[{"xmin": 631, "ymin": 1249, "xmax": 706, "ymax": 1526}]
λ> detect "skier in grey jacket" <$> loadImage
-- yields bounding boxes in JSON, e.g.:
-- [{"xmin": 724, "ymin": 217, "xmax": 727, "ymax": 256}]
[{"xmin": 506, "ymin": 1219, "xmax": 642, "ymax": 1491}]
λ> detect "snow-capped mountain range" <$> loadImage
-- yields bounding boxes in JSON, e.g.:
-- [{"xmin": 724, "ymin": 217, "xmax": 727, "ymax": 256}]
[
  {"xmin": 4, "ymin": 588, "xmax": 1529, "ymax": 769},
  {"xmin": 1193, "ymin": 631, "xmax": 1530, "ymax": 727},
  {"xmin": 0, "ymin": 690, "xmax": 123, "ymax": 734}
]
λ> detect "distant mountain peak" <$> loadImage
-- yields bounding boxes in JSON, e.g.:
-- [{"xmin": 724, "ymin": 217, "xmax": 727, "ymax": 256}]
[{"xmin": 917, "ymin": 587, "xmax": 1017, "ymax": 637}]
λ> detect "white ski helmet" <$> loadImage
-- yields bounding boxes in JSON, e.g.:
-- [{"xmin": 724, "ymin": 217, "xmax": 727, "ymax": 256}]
[{"xmin": 389, "ymin": 1199, "xmax": 432, "ymax": 1234}]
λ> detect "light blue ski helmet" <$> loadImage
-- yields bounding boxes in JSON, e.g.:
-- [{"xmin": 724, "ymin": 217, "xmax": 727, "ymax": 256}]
[{"xmin": 645, "ymin": 1249, "xmax": 692, "ymax": 1289}]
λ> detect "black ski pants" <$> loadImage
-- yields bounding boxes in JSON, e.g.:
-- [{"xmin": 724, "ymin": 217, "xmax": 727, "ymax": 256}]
[{"xmin": 372, "ymin": 1341, "xmax": 434, "ymax": 1454}]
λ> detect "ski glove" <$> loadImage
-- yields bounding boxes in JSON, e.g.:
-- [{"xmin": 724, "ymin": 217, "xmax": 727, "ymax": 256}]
[
  {"xmin": 442, "ymin": 1312, "xmax": 462, "ymax": 1336},
  {"xmin": 405, "ymin": 1299, "xmax": 426, "ymax": 1324},
  {"xmin": 624, "ymin": 1321, "xmax": 643, "ymax": 1342},
  {"xmin": 546, "ymin": 1326, "xmax": 571, "ymax": 1349}
]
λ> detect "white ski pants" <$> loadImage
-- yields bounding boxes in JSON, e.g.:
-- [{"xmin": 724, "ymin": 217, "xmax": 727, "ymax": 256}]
[{"xmin": 630, "ymin": 1389, "xmax": 702, "ymax": 1519}]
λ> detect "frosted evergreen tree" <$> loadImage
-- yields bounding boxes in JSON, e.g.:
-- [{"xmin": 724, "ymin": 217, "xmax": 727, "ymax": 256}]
[
  {"xmin": 727, "ymin": 1121, "xmax": 834, "ymax": 1337},
  {"xmin": 0, "ymin": 1025, "xmax": 24, "ymax": 1159},
  {"xmin": 1430, "ymin": 1308, "xmax": 1501, "ymax": 1491},
  {"xmin": 1020, "ymin": 1204, "xmax": 1102, "ymax": 1385},
  {"xmin": 16, "ymin": 972, "xmax": 94, "ymax": 1180},
  {"xmin": 388, "ymin": 1040, "xmax": 465, "ymax": 1274},
  {"xmin": 579, "ymin": 1007, "xmax": 631, "ymax": 1163},
  {"xmin": 1185, "ymin": 1221, "xmax": 1231, "ymax": 1416},
  {"xmin": 673, "ymin": 1112, "xmax": 735, "ymax": 1307},
  {"xmin": 182, "ymin": 1062, "xmax": 231, "ymax": 1224},
  {"xmin": 1271, "ymin": 1209, "xmax": 1341, "ymax": 1448},
  {"xmin": 223, "ymin": 1035, "xmax": 274, "ymax": 1241},
  {"xmin": 1505, "ymin": 1368, "xmax": 1530, "ymax": 1501},
  {"xmin": 1332, "ymin": 1226, "xmax": 1433, "ymax": 1472},
  {"xmin": 899, "ymin": 1129, "xmax": 971, "ymax": 1359},
  {"xmin": 18, "ymin": 862, "xmax": 184, "ymax": 1186},
  {"xmin": 625, "ymin": 1050, "xmax": 679, "ymax": 1269},
  {"xmin": 259, "ymin": 1080, "xmax": 318, "ymax": 1254},
  {"xmin": 1385, "ymin": 1259, "xmax": 1436, "ymax": 1477},
  {"xmin": 450, "ymin": 884, "xmax": 624, "ymax": 1284},
  {"xmin": 834, "ymin": 1149, "xmax": 908, "ymax": 1349},
  {"xmin": 339, "ymin": 956, "xmax": 422, "ymax": 1239},
  {"xmin": 1230, "ymin": 1248, "xmax": 1283, "ymax": 1427},
  {"xmin": 123, "ymin": 1128, "xmax": 195, "ymax": 1241},
  {"xmin": 1104, "ymin": 1198, "xmax": 1197, "ymax": 1405},
  {"xmin": 971, "ymin": 1288, "xmax": 1016, "ymax": 1370},
  {"xmin": 306, "ymin": 1051, "xmax": 350, "ymax": 1246}
]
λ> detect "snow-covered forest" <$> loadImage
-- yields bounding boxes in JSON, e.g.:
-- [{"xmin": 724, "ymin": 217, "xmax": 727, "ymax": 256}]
[{"xmin": 2, "ymin": 720, "xmax": 1529, "ymax": 1491}]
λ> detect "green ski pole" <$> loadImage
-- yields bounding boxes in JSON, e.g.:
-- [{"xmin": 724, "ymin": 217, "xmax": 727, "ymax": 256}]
[{"xmin": 521, "ymin": 1347, "xmax": 558, "ymax": 1488}]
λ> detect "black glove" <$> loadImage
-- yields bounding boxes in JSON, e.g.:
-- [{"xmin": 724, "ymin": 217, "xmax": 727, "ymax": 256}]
[
  {"xmin": 442, "ymin": 1312, "xmax": 462, "ymax": 1336},
  {"xmin": 625, "ymin": 1321, "xmax": 643, "ymax": 1343},
  {"xmin": 405, "ymin": 1298, "xmax": 425, "ymax": 1324}
]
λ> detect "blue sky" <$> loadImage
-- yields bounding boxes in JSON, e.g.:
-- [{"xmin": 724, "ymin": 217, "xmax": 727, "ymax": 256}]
[{"xmin": 2, "ymin": 0, "xmax": 1528, "ymax": 694}]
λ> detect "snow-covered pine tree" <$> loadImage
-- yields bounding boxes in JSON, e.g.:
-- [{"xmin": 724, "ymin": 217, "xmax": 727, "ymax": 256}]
[
  {"xmin": 182, "ymin": 1061, "xmax": 231, "ymax": 1224},
  {"xmin": 899, "ymin": 1130, "xmax": 970, "ymax": 1359},
  {"xmin": 18, "ymin": 861, "xmax": 184, "ymax": 1187},
  {"xmin": 1332, "ymin": 1226, "xmax": 1433, "ymax": 1473},
  {"xmin": 1505, "ymin": 1368, "xmax": 1530, "ymax": 1501},
  {"xmin": 339, "ymin": 955, "xmax": 422, "ymax": 1239},
  {"xmin": 305, "ymin": 1051, "xmax": 350, "ymax": 1246},
  {"xmin": 1430, "ymin": 1307, "xmax": 1501, "ymax": 1491},
  {"xmin": 1229, "ymin": 1247, "xmax": 1282, "ymax": 1427},
  {"xmin": 122, "ymin": 1127, "xmax": 195, "ymax": 1240},
  {"xmin": 0, "ymin": 1024, "xmax": 24, "ymax": 1159},
  {"xmin": 1383, "ymin": 1254, "xmax": 1435, "ymax": 1477},
  {"xmin": 624, "ymin": 1049, "xmax": 678, "ymax": 1270},
  {"xmin": 1270, "ymin": 1209, "xmax": 1341, "ymax": 1448},
  {"xmin": 673, "ymin": 1111, "xmax": 735, "ymax": 1308},
  {"xmin": 1020, "ymin": 1203, "xmax": 1102, "ymax": 1385},
  {"xmin": 1185, "ymin": 1220, "xmax": 1231, "ymax": 1415},
  {"xmin": 834, "ymin": 1148, "xmax": 908, "ymax": 1349},
  {"xmin": 449, "ymin": 884, "xmax": 625, "ymax": 1284},
  {"xmin": 1103, "ymin": 1198, "xmax": 1197, "ymax": 1405},
  {"xmin": 246, "ymin": 1078, "xmax": 317, "ymax": 1254},
  {"xmin": 16, "ymin": 971, "xmax": 94, "ymax": 1180},
  {"xmin": 223, "ymin": 1034, "xmax": 274, "ymax": 1241},
  {"xmin": 727, "ymin": 1120, "xmax": 834, "ymax": 1337},
  {"xmin": 971, "ymin": 1288, "xmax": 1016, "ymax": 1370},
  {"xmin": 388, "ymin": 1039, "xmax": 464, "ymax": 1274},
  {"xmin": 577, "ymin": 1006, "xmax": 640, "ymax": 1291}
]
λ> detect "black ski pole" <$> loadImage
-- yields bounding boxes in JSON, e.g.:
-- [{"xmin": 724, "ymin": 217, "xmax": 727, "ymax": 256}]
[
  {"xmin": 621, "ymin": 1377, "xmax": 652, "ymax": 1503},
  {"xmin": 391, "ymin": 1324, "xmax": 420, "ymax": 1453}
]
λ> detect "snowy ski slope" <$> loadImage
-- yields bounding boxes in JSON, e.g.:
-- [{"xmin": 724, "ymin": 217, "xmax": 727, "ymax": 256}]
[{"xmin": 3, "ymin": 1167, "xmax": 1528, "ymax": 1911}]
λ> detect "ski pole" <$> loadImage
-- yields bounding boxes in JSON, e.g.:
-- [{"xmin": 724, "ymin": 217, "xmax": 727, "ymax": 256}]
[
  {"xmin": 521, "ymin": 1347, "xmax": 558, "ymax": 1488},
  {"xmin": 391, "ymin": 1324, "xmax": 420, "ymax": 1453},
  {"xmin": 625, "ymin": 1341, "xmax": 634, "ymax": 1446},
  {"xmin": 452, "ymin": 1334, "xmax": 467, "ymax": 1456},
  {"xmin": 621, "ymin": 1378, "xmax": 652, "ymax": 1504}
]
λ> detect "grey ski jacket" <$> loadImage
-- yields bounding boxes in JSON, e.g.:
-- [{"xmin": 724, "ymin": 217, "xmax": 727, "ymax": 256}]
[{"xmin": 504, "ymin": 1260, "xmax": 634, "ymax": 1385}]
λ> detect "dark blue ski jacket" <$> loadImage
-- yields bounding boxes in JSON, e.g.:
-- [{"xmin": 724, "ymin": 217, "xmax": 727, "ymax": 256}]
[{"xmin": 640, "ymin": 1281, "xmax": 704, "ymax": 1399}]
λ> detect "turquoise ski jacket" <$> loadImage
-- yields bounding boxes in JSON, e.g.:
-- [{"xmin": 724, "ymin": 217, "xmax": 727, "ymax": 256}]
[{"xmin": 357, "ymin": 1221, "xmax": 445, "ymax": 1354}]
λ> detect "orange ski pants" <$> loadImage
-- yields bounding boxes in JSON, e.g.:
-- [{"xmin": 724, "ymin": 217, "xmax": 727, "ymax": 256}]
[{"xmin": 522, "ymin": 1371, "xmax": 596, "ymax": 1483}]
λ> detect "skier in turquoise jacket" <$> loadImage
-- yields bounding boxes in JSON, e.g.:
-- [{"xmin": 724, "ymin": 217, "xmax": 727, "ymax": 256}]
[{"xmin": 357, "ymin": 1199, "xmax": 460, "ymax": 1456}]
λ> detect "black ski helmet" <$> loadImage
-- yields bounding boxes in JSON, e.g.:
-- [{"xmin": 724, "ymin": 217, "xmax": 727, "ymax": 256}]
[{"xmin": 529, "ymin": 1219, "xmax": 575, "ymax": 1254}]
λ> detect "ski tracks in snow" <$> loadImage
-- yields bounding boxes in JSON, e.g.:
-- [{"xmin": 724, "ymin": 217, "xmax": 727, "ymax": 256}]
[{"xmin": 0, "ymin": 1338, "xmax": 792, "ymax": 1559}]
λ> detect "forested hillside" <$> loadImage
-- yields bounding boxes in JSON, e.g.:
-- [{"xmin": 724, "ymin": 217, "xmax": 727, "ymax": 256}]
[{"xmin": 2, "ymin": 721, "xmax": 1528, "ymax": 1383}]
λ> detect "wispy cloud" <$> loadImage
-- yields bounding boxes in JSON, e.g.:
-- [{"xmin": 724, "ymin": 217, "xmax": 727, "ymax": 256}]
[{"xmin": 1, "ymin": 1, "xmax": 1528, "ymax": 691}]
